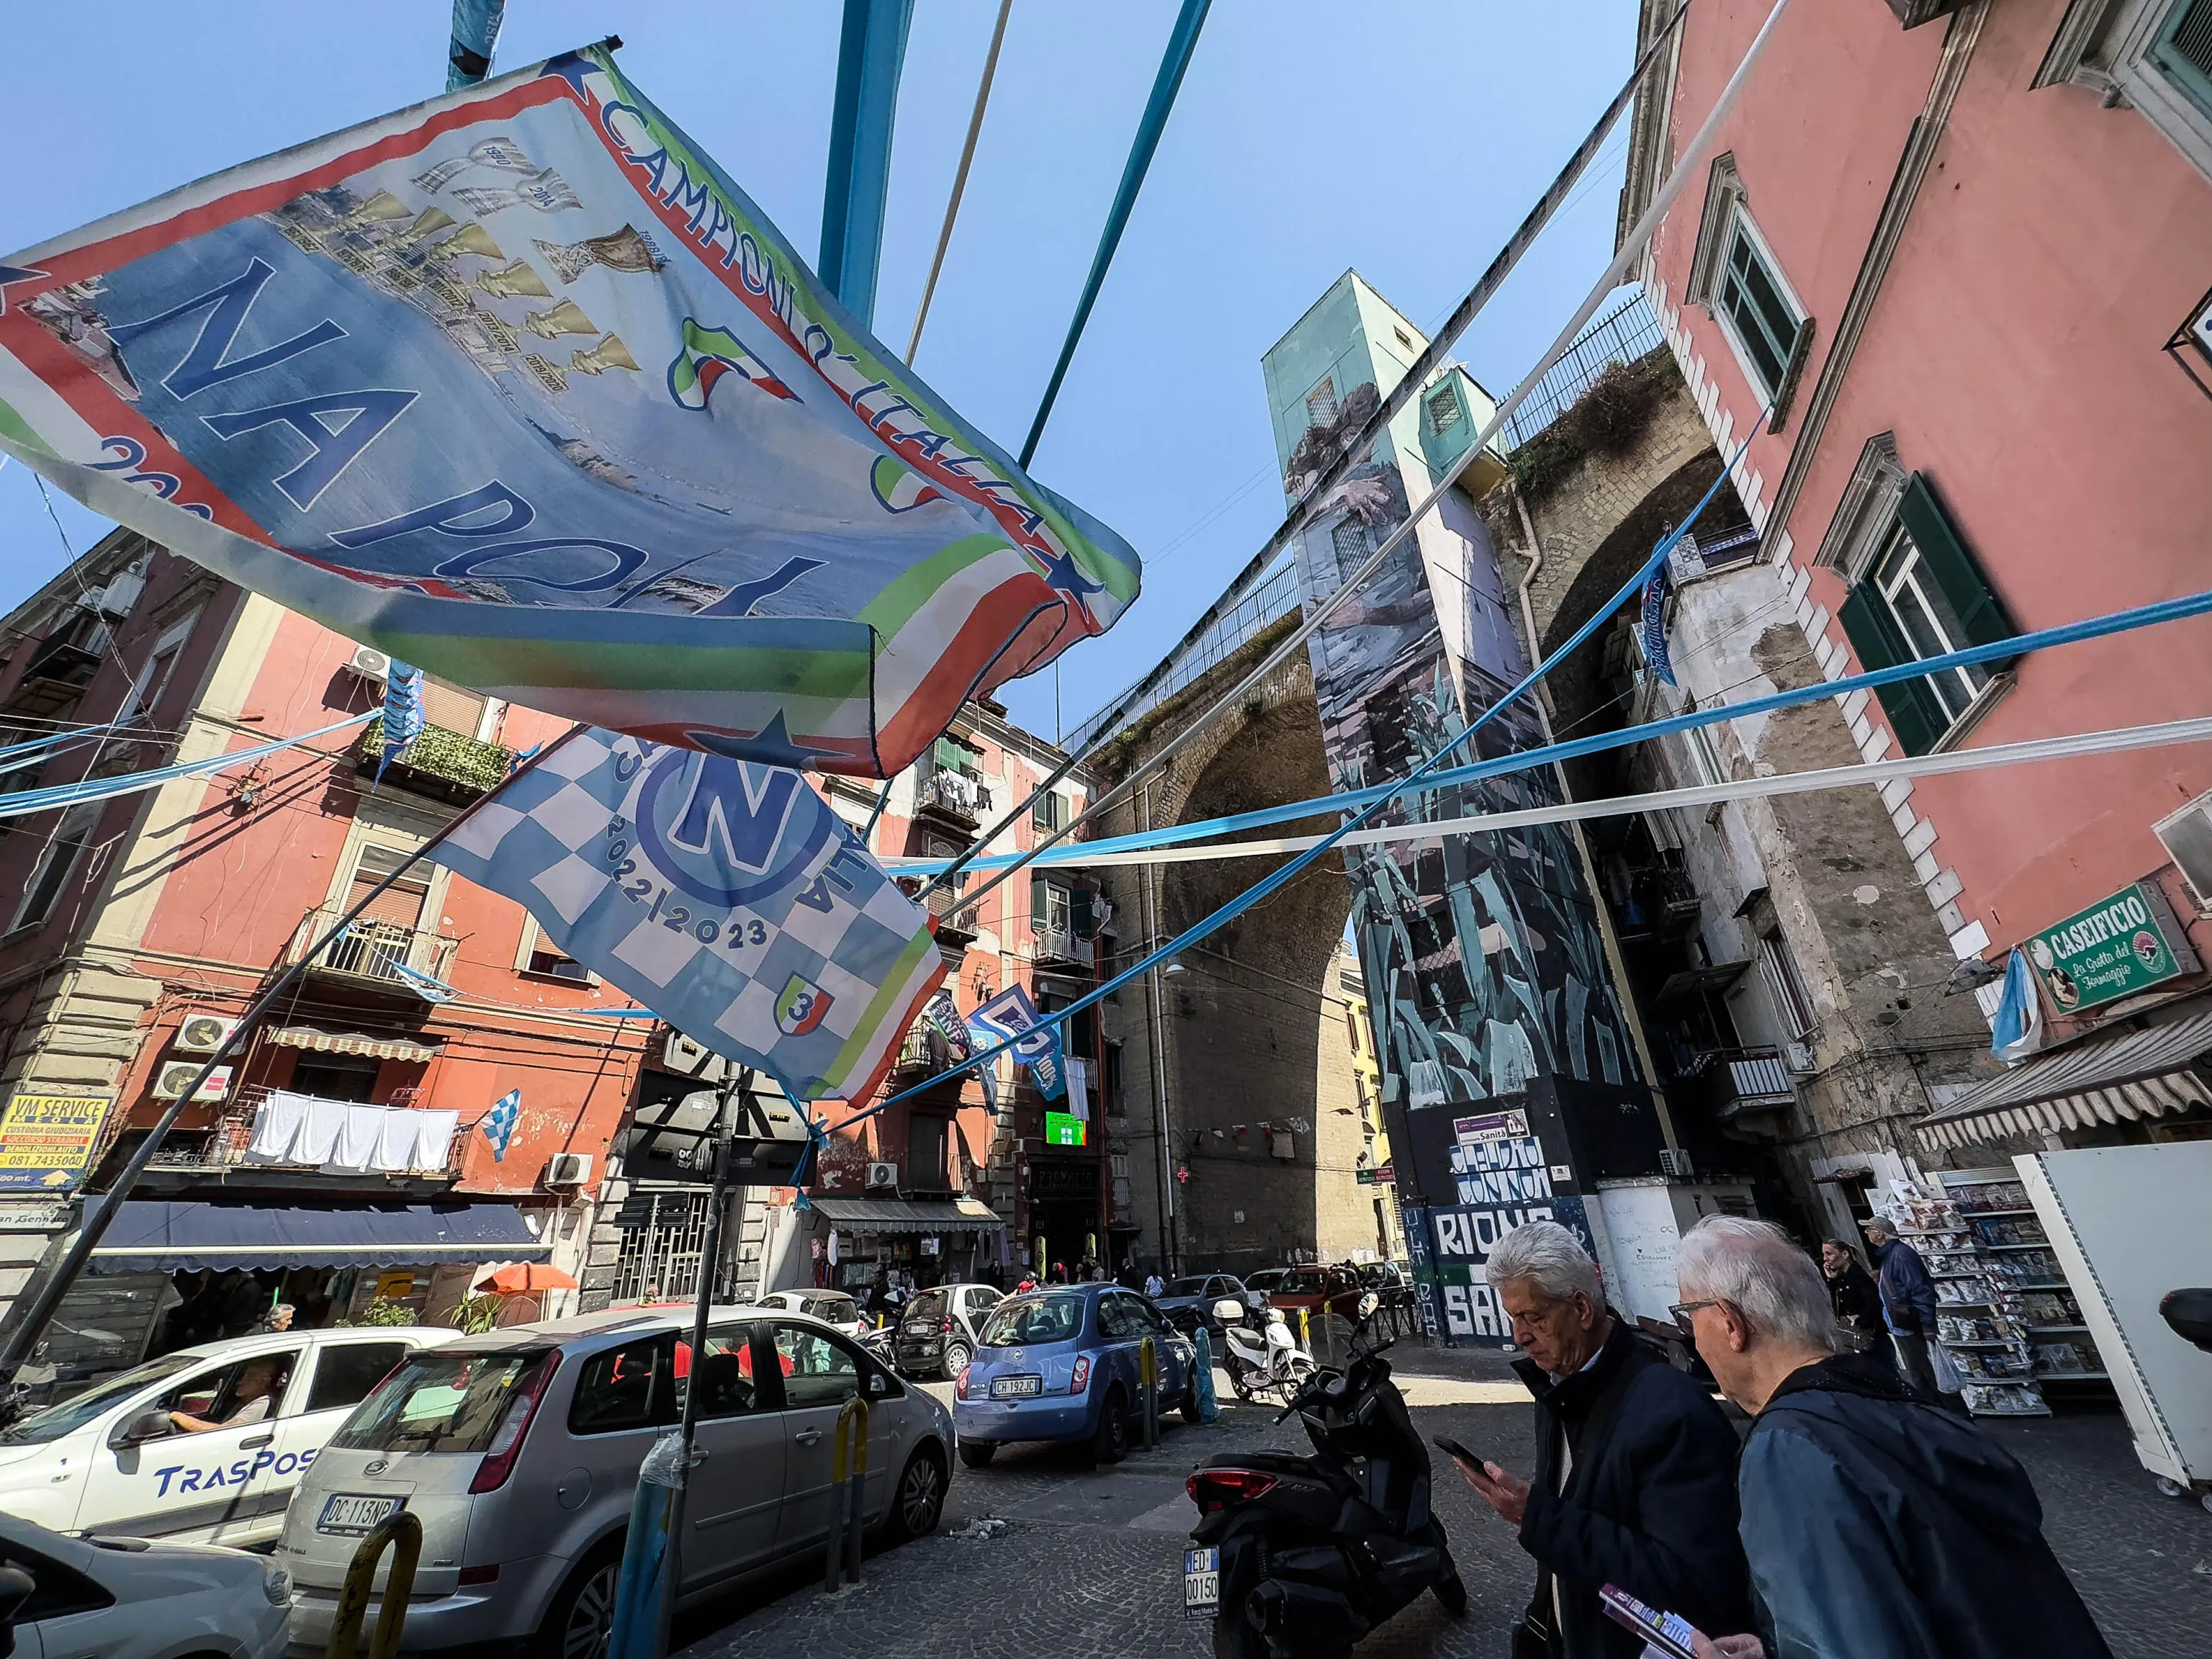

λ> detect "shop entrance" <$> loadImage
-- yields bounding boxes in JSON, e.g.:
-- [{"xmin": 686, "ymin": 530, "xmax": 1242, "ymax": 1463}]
[{"xmin": 1028, "ymin": 1155, "xmax": 1104, "ymax": 1279}]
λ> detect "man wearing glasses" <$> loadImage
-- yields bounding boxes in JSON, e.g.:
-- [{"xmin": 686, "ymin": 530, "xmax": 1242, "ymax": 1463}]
[{"xmin": 1451, "ymin": 1220, "xmax": 1748, "ymax": 1658}]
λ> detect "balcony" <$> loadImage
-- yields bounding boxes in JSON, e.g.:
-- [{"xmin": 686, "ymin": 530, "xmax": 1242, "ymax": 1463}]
[
  {"xmin": 1672, "ymin": 1047, "xmax": 1797, "ymax": 1123},
  {"xmin": 892, "ymin": 1020, "xmax": 948, "ymax": 1081},
  {"xmin": 288, "ymin": 904, "xmax": 459, "ymax": 993},
  {"xmin": 145, "ymin": 1084, "xmax": 463, "ymax": 1182},
  {"xmin": 923, "ymin": 884, "xmax": 980, "ymax": 951},
  {"xmin": 1614, "ymin": 866, "xmax": 1701, "ymax": 943},
  {"xmin": 356, "ymin": 718, "xmax": 515, "ymax": 804},
  {"xmin": 913, "ymin": 767, "xmax": 992, "ymax": 832},
  {"xmin": 1033, "ymin": 925, "xmax": 1094, "ymax": 971}
]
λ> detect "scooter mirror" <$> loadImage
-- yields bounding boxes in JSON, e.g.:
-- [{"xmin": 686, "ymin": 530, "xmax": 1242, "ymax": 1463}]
[
  {"xmin": 1357, "ymin": 1291, "xmax": 1380, "ymax": 1321},
  {"xmin": 1212, "ymin": 1298, "xmax": 1246, "ymax": 1323}
]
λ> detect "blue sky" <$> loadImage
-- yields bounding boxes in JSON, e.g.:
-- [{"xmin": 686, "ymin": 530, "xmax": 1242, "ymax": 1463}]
[{"xmin": 0, "ymin": 1, "xmax": 1640, "ymax": 745}]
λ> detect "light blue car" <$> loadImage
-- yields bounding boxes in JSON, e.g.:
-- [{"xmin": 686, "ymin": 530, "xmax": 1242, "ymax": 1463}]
[{"xmin": 952, "ymin": 1284, "xmax": 1200, "ymax": 1465}]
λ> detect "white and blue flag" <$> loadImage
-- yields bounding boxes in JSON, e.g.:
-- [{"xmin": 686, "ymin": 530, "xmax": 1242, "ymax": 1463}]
[
  {"xmin": 482, "ymin": 1087, "xmax": 521, "ymax": 1159},
  {"xmin": 431, "ymin": 729, "xmax": 944, "ymax": 1103},
  {"xmin": 968, "ymin": 984, "xmax": 1066, "ymax": 1100}
]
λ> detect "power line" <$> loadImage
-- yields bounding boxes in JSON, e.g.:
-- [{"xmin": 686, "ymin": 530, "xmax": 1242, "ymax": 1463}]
[{"xmin": 904, "ymin": 0, "xmax": 1014, "ymax": 366}]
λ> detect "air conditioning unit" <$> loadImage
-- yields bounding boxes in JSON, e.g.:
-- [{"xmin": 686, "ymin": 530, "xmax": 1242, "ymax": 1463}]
[
  {"xmin": 153, "ymin": 1061, "xmax": 232, "ymax": 1101},
  {"xmin": 866, "ymin": 1161, "xmax": 898, "ymax": 1190},
  {"xmin": 173, "ymin": 1011, "xmax": 239, "ymax": 1054},
  {"xmin": 347, "ymin": 644, "xmax": 392, "ymax": 683},
  {"xmin": 544, "ymin": 1152, "xmax": 593, "ymax": 1187},
  {"xmin": 1658, "ymin": 1147, "xmax": 1696, "ymax": 1179},
  {"xmin": 96, "ymin": 569, "xmax": 145, "ymax": 619},
  {"xmin": 2154, "ymin": 790, "xmax": 2212, "ymax": 909},
  {"xmin": 1783, "ymin": 1040, "xmax": 1817, "ymax": 1074}
]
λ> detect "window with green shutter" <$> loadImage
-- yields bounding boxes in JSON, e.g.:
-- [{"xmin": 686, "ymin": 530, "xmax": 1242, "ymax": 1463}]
[
  {"xmin": 1834, "ymin": 472, "xmax": 2015, "ymax": 755},
  {"xmin": 2152, "ymin": 0, "xmax": 2212, "ymax": 121}
]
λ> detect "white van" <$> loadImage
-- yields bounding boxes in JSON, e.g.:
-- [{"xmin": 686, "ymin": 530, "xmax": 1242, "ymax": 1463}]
[{"xmin": 0, "ymin": 1326, "xmax": 454, "ymax": 1547}]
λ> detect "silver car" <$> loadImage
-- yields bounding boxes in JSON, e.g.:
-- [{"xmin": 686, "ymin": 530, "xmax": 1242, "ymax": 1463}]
[{"xmin": 279, "ymin": 1306, "xmax": 951, "ymax": 1655}]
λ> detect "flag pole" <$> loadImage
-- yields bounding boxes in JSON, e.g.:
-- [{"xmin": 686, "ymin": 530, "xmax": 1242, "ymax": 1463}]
[{"xmin": 0, "ymin": 724, "xmax": 590, "ymax": 1389}]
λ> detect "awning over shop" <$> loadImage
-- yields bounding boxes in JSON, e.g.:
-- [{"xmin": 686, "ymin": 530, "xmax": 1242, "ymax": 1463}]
[
  {"xmin": 1915, "ymin": 1009, "xmax": 2212, "ymax": 1151},
  {"xmin": 268, "ymin": 1026, "xmax": 441, "ymax": 1063},
  {"xmin": 81, "ymin": 1200, "xmax": 552, "ymax": 1272},
  {"xmin": 809, "ymin": 1196, "xmax": 1005, "ymax": 1234}
]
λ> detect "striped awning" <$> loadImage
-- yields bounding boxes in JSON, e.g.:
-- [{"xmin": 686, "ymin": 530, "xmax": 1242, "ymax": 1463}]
[
  {"xmin": 269, "ymin": 1026, "xmax": 441, "ymax": 1064},
  {"xmin": 1915, "ymin": 1009, "xmax": 2212, "ymax": 1151}
]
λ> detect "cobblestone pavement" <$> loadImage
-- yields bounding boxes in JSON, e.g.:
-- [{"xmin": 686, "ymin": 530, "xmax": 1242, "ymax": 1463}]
[{"xmin": 673, "ymin": 1356, "xmax": 2212, "ymax": 1659}]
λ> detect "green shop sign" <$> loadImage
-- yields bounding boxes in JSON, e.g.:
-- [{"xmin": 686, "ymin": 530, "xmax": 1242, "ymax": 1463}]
[{"xmin": 2026, "ymin": 881, "xmax": 2199, "ymax": 1014}]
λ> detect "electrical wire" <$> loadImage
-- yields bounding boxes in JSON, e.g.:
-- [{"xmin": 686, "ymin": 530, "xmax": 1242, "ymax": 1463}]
[{"xmin": 904, "ymin": 0, "xmax": 1014, "ymax": 366}]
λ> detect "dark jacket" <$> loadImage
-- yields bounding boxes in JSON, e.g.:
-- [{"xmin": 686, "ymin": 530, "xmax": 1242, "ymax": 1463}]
[
  {"xmin": 1741, "ymin": 1350, "xmax": 2113, "ymax": 1659},
  {"xmin": 1871, "ymin": 1236, "xmax": 1938, "ymax": 1336},
  {"xmin": 1825, "ymin": 1262, "xmax": 1881, "ymax": 1334},
  {"xmin": 1513, "ymin": 1316, "xmax": 1752, "ymax": 1659}
]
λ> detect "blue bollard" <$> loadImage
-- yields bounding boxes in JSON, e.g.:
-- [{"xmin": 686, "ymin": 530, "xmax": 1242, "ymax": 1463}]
[
  {"xmin": 1192, "ymin": 1326, "xmax": 1221, "ymax": 1422},
  {"xmin": 606, "ymin": 1431, "xmax": 684, "ymax": 1659}
]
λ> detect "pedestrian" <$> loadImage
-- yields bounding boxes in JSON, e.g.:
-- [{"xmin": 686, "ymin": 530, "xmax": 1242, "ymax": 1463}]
[
  {"xmin": 1672, "ymin": 1215, "xmax": 2113, "ymax": 1659},
  {"xmin": 1860, "ymin": 1218, "xmax": 1940, "ymax": 1397},
  {"xmin": 1453, "ymin": 1220, "xmax": 1750, "ymax": 1658},
  {"xmin": 1144, "ymin": 1268, "xmax": 1166, "ymax": 1298},
  {"xmin": 1817, "ymin": 1240, "xmax": 1882, "ymax": 1350},
  {"xmin": 253, "ymin": 1301, "xmax": 296, "ymax": 1334}
]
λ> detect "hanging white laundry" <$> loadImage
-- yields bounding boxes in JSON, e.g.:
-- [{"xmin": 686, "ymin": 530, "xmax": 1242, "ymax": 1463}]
[
  {"xmin": 372, "ymin": 1109, "xmax": 419, "ymax": 1173},
  {"xmin": 293, "ymin": 1097, "xmax": 350, "ymax": 1164},
  {"xmin": 243, "ymin": 1094, "xmax": 309, "ymax": 1163},
  {"xmin": 328, "ymin": 1104, "xmax": 385, "ymax": 1172},
  {"xmin": 410, "ymin": 1108, "xmax": 461, "ymax": 1172}
]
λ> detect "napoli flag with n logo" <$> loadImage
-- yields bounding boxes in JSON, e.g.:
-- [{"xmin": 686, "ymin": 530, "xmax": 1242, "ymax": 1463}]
[{"xmin": 428, "ymin": 729, "xmax": 943, "ymax": 1103}]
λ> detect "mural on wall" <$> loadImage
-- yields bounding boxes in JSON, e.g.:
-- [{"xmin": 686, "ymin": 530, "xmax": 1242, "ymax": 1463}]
[{"xmin": 1276, "ymin": 361, "xmax": 1645, "ymax": 1344}]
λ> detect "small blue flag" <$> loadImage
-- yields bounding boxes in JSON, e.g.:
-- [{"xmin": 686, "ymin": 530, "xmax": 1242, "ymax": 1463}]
[
  {"xmin": 968, "ymin": 984, "xmax": 1066, "ymax": 1100},
  {"xmin": 481, "ymin": 1088, "xmax": 521, "ymax": 1160},
  {"xmin": 1640, "ymin": 562, "xmax": 1675, "ymax": 687},
  {"xmin": 379, "ymin": 662, "xmax": 425, "ymax": 778}
]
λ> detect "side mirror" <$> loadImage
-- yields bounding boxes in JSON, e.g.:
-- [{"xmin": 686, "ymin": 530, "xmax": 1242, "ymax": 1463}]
[
  {"xmin": 867, "ymin": 1371, "xmax": 891, "ymax": 1397},
  {"xmin": 1210, "ymin": 1298, "xmax": 1244, "ymax": 1323},
  {"xmin": 110, "ymin": 1408, "xmax": 171, "ymax": 1449},
  {"xmin": 1357, "ymin": 1292, "xmax": 1380, "ymax": 1321},
  {"xmin": 0, "ymin": 1562, "xmax": 35, "ymax": 1657}
]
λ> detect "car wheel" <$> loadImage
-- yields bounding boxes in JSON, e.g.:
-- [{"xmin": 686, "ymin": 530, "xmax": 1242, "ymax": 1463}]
[
  {"xmin": 958, "ymin": 1439, "xmax": 997, "ymax": 1468},
  {"xmin": 1180, "ymin": 1377, "xmax": 1205, "ymax": 1425},
  {"xmin": 538, "ymin": 1545, "xmax": 621, "ymax": 1659},
  {"xmin": 1089, "ymin": 1387, "xmax": 1130, "ymax": 1465},
  {"xmin": 886, "ymin": 1445, "xmax": 947, "ymax": 1541},
  {"xmin": 942, "ymin": 1340, "xmax": 972, "ymax": 1380}
]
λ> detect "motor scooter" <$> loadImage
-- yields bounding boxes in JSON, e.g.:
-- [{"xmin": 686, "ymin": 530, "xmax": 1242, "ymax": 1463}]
[
  {"xmin": 1183, "ymin": 1292, "xmax": 1465, "ymax": 1659},
  {"xmin": 1215, "ymin": 1298, "xmax": 1316, "ymax": 1405}
]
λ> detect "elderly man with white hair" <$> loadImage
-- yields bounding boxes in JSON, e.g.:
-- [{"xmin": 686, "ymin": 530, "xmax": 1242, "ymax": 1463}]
[
  {"xmin": 1671, "ymin": 1215, "xmax": 2111, "ymax": 1659},
  {"xmin": 1452, "ymin": 1220, "xmax": 1748, "ymax": 1659}
]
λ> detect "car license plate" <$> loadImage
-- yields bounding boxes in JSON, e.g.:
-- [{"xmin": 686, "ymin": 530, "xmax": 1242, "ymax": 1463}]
[
  {"xmin": 317, "ymin": 1493, "xmax": 402, "ymax": 1536},
  {"xmin": 990, "ymin": 1374, "xmax": 1042, "ymax": 1398},
  {"xmin": 1184, "ymin": 1547, "xmax": 1220, "ymax": 1619}
]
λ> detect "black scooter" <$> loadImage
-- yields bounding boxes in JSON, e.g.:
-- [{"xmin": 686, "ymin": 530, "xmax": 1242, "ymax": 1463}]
[{"xmin": 1182, "ymin": 1291, "xmax": 1465, "ymax": 1659}]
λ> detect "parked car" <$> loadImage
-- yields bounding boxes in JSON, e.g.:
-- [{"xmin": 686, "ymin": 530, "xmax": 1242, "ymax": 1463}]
[
  {"xmin": 757, "ymin": 1290, "xmax": 866, "ymax": 1338},
  {"xmin": 0, "ymin": 1505, "xmax": 290, "ymax": 1659},
  {"xmin": 1151, "ymin": 1273, "xmax": 1264, "ymax": 1336},
  {"xmin": 281, "ymin": 1305, "xmax": 951, "ymax": 1655},
  {"xmin": 1263, "ymin": 1266, "xmax": 1372, "ymax": 1364},
  {"xmin": 1243, "ymin": 1267, "xmax": 1292, "ymax": 1300},
  {"xmin": 891, "ymin": 1282, "xmax": 1004, "ymax": 1379},
  {"xmin": 0, "ymin": 1324, "xmax": 454, "ymax": 1548},
  {"xmin": 953, "ymin": 1285, "xmax": 1197, "ymax": 1467}
]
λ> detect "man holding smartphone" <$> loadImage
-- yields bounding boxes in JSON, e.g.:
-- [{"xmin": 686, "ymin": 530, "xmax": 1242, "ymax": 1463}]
[{"xmin": 1452, "ymin": 1221, "xmax": 1749, "ymax": 1659}]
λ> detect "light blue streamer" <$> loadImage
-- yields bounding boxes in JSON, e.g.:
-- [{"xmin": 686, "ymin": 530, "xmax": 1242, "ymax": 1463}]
[{"xmin": 0, "ymin": 713, "xmax": 374, "ymax": 819}]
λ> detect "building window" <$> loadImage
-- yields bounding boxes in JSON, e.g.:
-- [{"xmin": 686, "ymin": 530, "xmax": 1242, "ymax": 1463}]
[
  {"xmin": 2152, "ymin": 0, "xmax": 2212, "ymax": 115},
  {"xmin": 1678, "ymin": 696, "xmax": 1729, "ymax": 789},
  {"xmin": 1834, "ymin": 472, "xmax": 2015, "ymax": 755},
  {"xmin": 1687, "ymin": 155, "xmax": 1812, "ymax": 423},
  {"xmin": 1330, "ymin": 519, "xmax": 1368, "ymax": 580},
  {"xmin": 120, "ymin": 613, "xmax": 197, "ymax": 725},
  {"xmin": 1424, "ymin": 382, "xmax": 1461, "ymax": 436},
  {"xmin": 1031, "ymin": 789, "xmax": 1067, "ymax": 833},
  {"xmin": 1758, "ymin": 928, "xmax": 1818, "ymax": 1040},
  {"xmin": 10, "ymin": 805, "xmax": 99, "ymax": 933},
  {"xmin": 346, "ymin": 841, "xmax": 431, "ymax": 930},
  {"xmin": 1032, "ymin": 877, "xmax": 1071, "ymax": 936},
  {"xmin": 422, "ymin": 676, "xmax": 491, "ymax": 739},
  {"xmin": 1305, "ymin": 379, "xmax": 1339, "ymax": 428},
  {"xmin": 2038, "ymin": 0, "xmax": 2212, "ymax": 183},
  {"xmin": 517, "ymin": 916, "xmax": 596, "ymax": 984}
]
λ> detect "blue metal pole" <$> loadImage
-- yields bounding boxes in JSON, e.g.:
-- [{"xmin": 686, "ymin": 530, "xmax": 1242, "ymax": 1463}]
[
  {"xmin": 1017, "ymin": 0, "xmax": 1212, "ymax": 467},
  {"xmin": 819, "ymin": 0, "xmax": 916, "ymax": 328}
]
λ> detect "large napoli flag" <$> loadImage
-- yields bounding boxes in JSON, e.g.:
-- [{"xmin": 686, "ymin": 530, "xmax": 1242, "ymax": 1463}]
[
  {"xmin": 0, "ymin": 45, "xmax": 1138, "ymax": 776},
  {"xmin": 430, "ymin": 729, "xmax": 945, "ymax": 1104}
]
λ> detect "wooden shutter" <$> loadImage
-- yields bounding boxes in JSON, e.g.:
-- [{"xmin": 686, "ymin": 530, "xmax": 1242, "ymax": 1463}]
[
  {"xmin": 1897, "ymin": 474, "xmax": 2015, "ymax": 659},
  {"xmin": 1836, "ymin": 585, "xmax": 1948, "ymax": 757},
  {"xmin": 348, "ymin": 845, "xmax": 428, "ymax": 927},
  {"xmin": 421, "ymin": 677, "xmax": 487, "ymax": 737}
]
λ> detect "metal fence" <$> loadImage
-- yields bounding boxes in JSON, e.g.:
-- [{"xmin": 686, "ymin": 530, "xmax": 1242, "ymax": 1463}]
[{"xmin": 1501, "ymin": 292, "xmax": 1668, "ymax": 451}]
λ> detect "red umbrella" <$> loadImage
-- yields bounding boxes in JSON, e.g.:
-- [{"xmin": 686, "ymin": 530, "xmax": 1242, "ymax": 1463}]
[{"xmin": 481, "ymin": 1263, "xmax": 578, "ymax": 1295}]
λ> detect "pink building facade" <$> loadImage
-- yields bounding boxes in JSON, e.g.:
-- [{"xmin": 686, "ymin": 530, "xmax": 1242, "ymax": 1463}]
[{"xmin": 1624, "ymin": 0, "xmax": 2212, "ymax": 1160}]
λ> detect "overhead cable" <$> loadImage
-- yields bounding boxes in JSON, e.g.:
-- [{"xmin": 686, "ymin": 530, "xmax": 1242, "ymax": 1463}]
[
  {"xmin": 904, "ymin": 0, "xmax": 1015, "ymax": 364},
  {"xmin": 0, "ymin": 712, "xmax": 375, "ymax": 820}
]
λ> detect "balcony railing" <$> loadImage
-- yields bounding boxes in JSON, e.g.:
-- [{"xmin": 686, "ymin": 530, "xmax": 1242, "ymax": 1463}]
[
  {"xmin": 924, "ymin": 885, "xmax": 980, "ymax": 942},
  {"xmin": 1673, "ymin": 1047, "xmax": 1797, "ymax": 1121},
  {"xmin": 914, "ymin": 767, "xmax": 992, "ymax": 826},
  {"xmin": 1614, "ymin": 867, "xmax": 1701, "ymax": 942},
  {"xmin": 356, "ymin": 718, "xmax": 514, "ymax": 802},
  {"xmin": 893, "ymin": 1021, "xmax": 947, "ymax": 1079},
  {"xmin": 288, "ymin": 904, "xmax": 459, "ymax": 989},
  {"xmin": 1033, "ymin": 925, "xmax": 1094, "ymax": 968},
  {"xmin": 148, "ymin": 1084, "xmax": 462, "ymax": 1177}
]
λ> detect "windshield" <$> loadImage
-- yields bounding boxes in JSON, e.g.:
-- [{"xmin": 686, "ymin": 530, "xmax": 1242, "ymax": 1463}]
[
  {"xmin": 330, "ymin": 1350, "xmax": 547, "ymax": 1455},
  {"xmin": 901, "ymin": 1290, "xmax": 947, "ymax": 1326},
  {"xmin": 1165, "ymin": 1277, "xmax": 1211, "ymax": 1298},
  {"xmin": 0, "ymin": 1354, "xmax": 200, "ymax": 1444},
  {"xmin": 978, "ymin": 1294, "xmax": 1085, "ymax": 1347}
]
